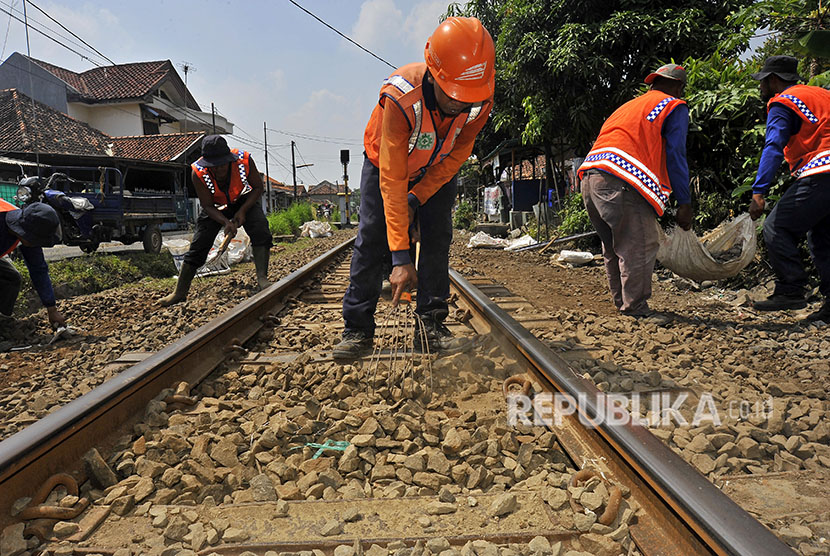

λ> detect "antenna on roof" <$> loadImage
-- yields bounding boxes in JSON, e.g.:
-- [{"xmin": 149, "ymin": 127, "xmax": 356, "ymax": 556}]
[
  {"xmin": 177, "ymin": 62, "xmax": 196, "ymax": 134},
  {"xmin": 178, "ymin": 61, "xmax": 196, "ymax": 86}
]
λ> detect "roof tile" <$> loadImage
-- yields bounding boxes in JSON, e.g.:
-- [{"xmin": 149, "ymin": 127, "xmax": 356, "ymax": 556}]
[
  {"xmin": 0, "ymin": 88, "xmax": 202, "ymax": 163},
  {"xmin": 111, "ymin": 132, "xmax": 204, "ymax": 162},
  {"xmin": 29, "ymin": 57, "xmax": 198, "ymax": 107}
]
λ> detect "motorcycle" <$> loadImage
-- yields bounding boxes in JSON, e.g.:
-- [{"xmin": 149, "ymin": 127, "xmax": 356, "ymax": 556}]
[{"xmin": 14, "ymin": 173, "xmax": 97, "ymax": 252}]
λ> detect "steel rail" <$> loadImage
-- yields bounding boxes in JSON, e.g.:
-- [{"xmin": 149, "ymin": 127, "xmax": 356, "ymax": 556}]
[
  {"xmin": 448, "ymin": 268, "xmax": 795, "ymax": 556},
  {"xmin": 0, "ymin": 237, "xmax": 355, "ymax": 522}
]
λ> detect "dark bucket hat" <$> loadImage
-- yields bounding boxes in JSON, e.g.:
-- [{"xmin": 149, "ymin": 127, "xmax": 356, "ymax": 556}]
[
  {"xmin": 195, "ymin": 135, "xmax": 237, "ymax": 167},
  {"xmin": 6, "ymin": 202, "xmax": 61, "ymax": 247},
  {"xmin": 751, "ymin": 55, "xmax": 803, "ymax": 82},
  {"xmin": 645, "ymin": 63, "xmax": 687, "ymax": 84}
]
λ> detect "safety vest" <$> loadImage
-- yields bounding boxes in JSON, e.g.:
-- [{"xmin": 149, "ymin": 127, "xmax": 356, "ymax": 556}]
[
  {"xmin": 192, "ymin": 149, "xmax": 253, "ymax": 207},
  {"xmin": 768, "ymin": 84, "xmax": 830, "ymax": 179},
  {"xmin": 364, "ymin": 62, "xmax": 487, "ymax": 184},
  {"xmin": 578, "ymin": 90, "xmax": 686, "ymax": 215},
  {"xmin": 1, "ymin": 199, "xmax": 20, "ymax": 257}
]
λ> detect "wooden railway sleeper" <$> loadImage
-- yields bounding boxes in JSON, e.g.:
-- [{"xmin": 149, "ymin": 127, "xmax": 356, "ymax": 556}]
[
  {"xmin": 567, "ymin": 468, "xmax": 623, "ymax": 526},
  {"xmin": 19, "ymin": 473, "xmax": 90, "ymax": 521}
]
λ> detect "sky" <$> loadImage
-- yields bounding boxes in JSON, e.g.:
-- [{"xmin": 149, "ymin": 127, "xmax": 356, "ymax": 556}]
[{"xmin": 0, "ymin": 0, "xmax": 453, "ymax": 187}]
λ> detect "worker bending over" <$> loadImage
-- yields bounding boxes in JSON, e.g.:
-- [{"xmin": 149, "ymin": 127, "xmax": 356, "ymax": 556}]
[
  {"xmin": 160, "ymin": 135, "xmax": 272, "ymax": 306},
  {"xmin": 334, "ymin": 17, "xmax": 495, "ymax": 358},
  {"xmin": 748, "ymin": 55, "xmax": 830, "ymax": 323},
  {"xmin": 0, "ymin": 201, "xmax": 67, "ymax": 328},
  {"xmin": 577, "ymin": 63, "xmax": 693, "ymax": 322}
]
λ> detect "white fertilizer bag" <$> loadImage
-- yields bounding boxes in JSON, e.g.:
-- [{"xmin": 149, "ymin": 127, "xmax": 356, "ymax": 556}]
[
  {"xmin": 162, "ymin": 228, "xmax": 252, "ymax": 278},
  {"xmin": 657, "ymin": 213, "xmax": 757, "ymax": 282},
  {"xmin": 300, "ymin": 220, "xmax": 332, "ymax": 238},
  {"xmin": 557, "ymin": 250, "xmax": 595, "ymax": 266}
]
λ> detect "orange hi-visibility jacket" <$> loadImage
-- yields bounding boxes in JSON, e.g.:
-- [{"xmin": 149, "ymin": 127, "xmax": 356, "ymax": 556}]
[
  {"xmin": 769, "ymin": 84, "xmax": 830, "ymax": 179},
  {"xmin": 0, "ymin": 199, "xmax": 20, "ymax": 257},
  {"xmin": 192, "ymin": 149, "xmax": 253, "ymax": 207},
  {"xmin": 578, "ymin": 90, "xmax": 686, "ymax": 215},
  {"xmin": 364, "ymin": 62, "xmax": 492, "ymax": 254}
]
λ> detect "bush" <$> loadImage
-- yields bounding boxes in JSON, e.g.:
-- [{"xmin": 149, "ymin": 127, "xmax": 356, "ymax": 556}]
[
  {"xmin": 557, "ymin": 193, "xmax": 592, "ymax": 236},
  {"xmin": 453, "ymin": 200, "xmax": 476, "ymax": 230},
  {"xmin": 12, "ymin": 252, "xmax": 177, "ymax": 315},
  {"xmin": 267, "ymin": 202, "xmax": 315, "ymax": 235}
]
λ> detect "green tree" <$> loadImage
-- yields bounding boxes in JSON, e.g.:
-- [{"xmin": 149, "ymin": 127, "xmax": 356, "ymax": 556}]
[
  {"xmin": 448, "ymin": 0, "xmax": 754, "ymax": 155},
  {"xmin": 726, "ymin": 0, "xmax": 829, "ymax": 77}
]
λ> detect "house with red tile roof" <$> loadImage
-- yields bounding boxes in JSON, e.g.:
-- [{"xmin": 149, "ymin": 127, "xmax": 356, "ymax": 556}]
[
  {"xmin": 306, "ymin": 180, "xmax": 345, "ymax": 205},
  {"xmin": 0, "ymin": 88, "xmax": 204, "ymax": 221},
  {"xmin": 0, "ymin": 52, "xmax": 231, "ymax": 137}
]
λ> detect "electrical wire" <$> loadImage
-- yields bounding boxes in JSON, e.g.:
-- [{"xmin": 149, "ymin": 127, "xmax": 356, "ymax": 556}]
[
  {"xmin": 0, "ymin": 0, "xmax": 111, "ymax": 66},
  {"xmin": 0, "ymin": 4, "xmax": 102, "ymax": 66},
  {"xmin": 0, "ymin": 0, "xmax": 14, "ymax": 60},
  {"xmin": 0, "ymin": 3, "xmax": 311, "ymax": 185},
  {"xmin": 23, "ymin": 0, "xmax": 116, "ymax": 65},
  {"xmin": 286, "ymin": 0, "xmax": 396, "ymax": 70},
  {"xmin": 21, "ymin": 0, "xmax": 39, "ymax": 168},
  {"xmin": 266, "ymin": 127, "xmax": 363, "ymax": 146},
  {"xmin": 293, "ymin": 142, "xmax": 319, "ymax": 183}
]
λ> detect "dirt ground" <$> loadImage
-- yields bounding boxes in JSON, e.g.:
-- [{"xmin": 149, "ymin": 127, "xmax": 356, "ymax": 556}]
[{"xmin": 450, "ymin": 230, "xmax": 830, "ymax": 555}]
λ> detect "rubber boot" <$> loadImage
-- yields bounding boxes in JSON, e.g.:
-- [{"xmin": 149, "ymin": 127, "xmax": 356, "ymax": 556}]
[
  {"xmin": 252, "ymin": 246, "xmax": 271, "ymax": 291},
  {"xmin": 159, "ymin": 263, "xmax": 197, "ymax": 307}
]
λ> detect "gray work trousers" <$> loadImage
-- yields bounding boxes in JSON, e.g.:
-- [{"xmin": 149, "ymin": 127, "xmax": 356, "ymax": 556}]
[{"xmin": 581, "ymin": 171, "xmax": 660, "ymax": 314}]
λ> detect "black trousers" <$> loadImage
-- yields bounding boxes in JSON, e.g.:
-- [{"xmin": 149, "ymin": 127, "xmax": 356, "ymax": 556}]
[
  {"xmin": 0, "ymin": 256, "xmax": 21, "ymax": 316},
  {"xmin": 763, "ymin": 173, "xmax": 830, "ymax": 298},
  {"xmin": 183, "ymin": 201, "xmax": 272, "ymax": 267},
  {"xmin": 342, "ymin": 157, "xmax": 456, "ymax": 335}
]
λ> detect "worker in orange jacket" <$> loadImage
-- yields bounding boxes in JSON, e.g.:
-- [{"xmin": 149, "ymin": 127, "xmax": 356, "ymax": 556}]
[
  {"xmin": 748, "ymin": 56, "xmax": 830, "ymax": 322},
  {"xmin": 159, "ymin": 135, "xmax": 272, "ymax": 306},
  {"xmin": 334, "ymin": 17, "xmax": 495, "ymax": 358},
  {"xmin": 578, "ymin": 64, "xmax": 693, "ymax": 322}
]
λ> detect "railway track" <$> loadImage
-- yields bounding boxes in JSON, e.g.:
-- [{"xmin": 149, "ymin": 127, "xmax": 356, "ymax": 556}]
[{"xmin": 0, "ymin": 238, "xmax": 795, "ymax": 555}]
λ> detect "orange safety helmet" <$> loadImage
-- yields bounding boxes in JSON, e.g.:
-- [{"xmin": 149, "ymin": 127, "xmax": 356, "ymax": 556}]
[{"xmin": 424, "ymin": 16, "xmax": 495, "ymax": 104}]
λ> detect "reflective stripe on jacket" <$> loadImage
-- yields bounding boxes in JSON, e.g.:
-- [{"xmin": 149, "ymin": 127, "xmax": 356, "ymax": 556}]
[
  {"xmin": 577, "ymin": 90, "xmax": 686, "ymax": 215},
  {"xmin": 192, "ymin": 149, "xmax": 253, "ymax": 207},
  {"xmin": 0, "ymin": 199, "xmax": 20, "ymax": 257},
  {"xmin": 769, "ymin": 84, "xmax": 830, "ymax": 179},
  {"xmin": 364, "ymin": 62, "xmax": 485, "ymax": 184}
]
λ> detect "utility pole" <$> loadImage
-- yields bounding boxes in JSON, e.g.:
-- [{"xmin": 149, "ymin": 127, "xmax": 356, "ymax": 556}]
[
  {"xmin": 264, "ymin": 122, "xmax": 271, "ymax": 213},
  {"xmin": 210, "ymin": 103, "xmax": 216, "ymax": 134},
  {"xmin": 291, "ymin": 140, "xmax": 298, "ymax": 200}
]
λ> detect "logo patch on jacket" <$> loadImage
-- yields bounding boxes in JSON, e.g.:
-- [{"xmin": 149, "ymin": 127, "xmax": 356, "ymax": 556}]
[{"xmin": 416, "ymin": 132, "xmax": 436, "ymax": 150}]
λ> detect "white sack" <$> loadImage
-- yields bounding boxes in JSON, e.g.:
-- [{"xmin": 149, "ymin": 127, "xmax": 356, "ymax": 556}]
[
  {"xmin": 557, "ymin": 250, "xmax": 595, "ymax": 266},
  {"xmin": 163, "ymin": 228, "xmax": 252, "ymax": 278},
  {"xmin": 504, "ymin": 234, "xmax": 536, "ymax": 251},
  {"xmin": 300, "ymin": 220, "xmax": 333, "ymax": 238},
  {"xmin": 657, "ymin": 213, "xmax": 756, "ymax": 282},
  {"xmin": 467, "ymin": 231, "xmax": 509, "ymax": 248}
]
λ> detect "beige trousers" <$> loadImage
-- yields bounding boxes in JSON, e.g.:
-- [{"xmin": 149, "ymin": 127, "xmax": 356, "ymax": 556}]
[{"xmin": 581, "ymin": 171, "xmax": 660, "ymax": 314}]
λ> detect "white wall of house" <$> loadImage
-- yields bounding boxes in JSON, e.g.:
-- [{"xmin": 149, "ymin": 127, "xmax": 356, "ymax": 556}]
[
  {"xmin": 66, "ymin": 103, "xmax": 91, "ymax": 123},
  {"xmin": 68, "ymin": 102, "xmax": 143, "ymax": 136},
  {"xmin": 160, "ymin": 122, "xmax": 180, "ymax": 134}
]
